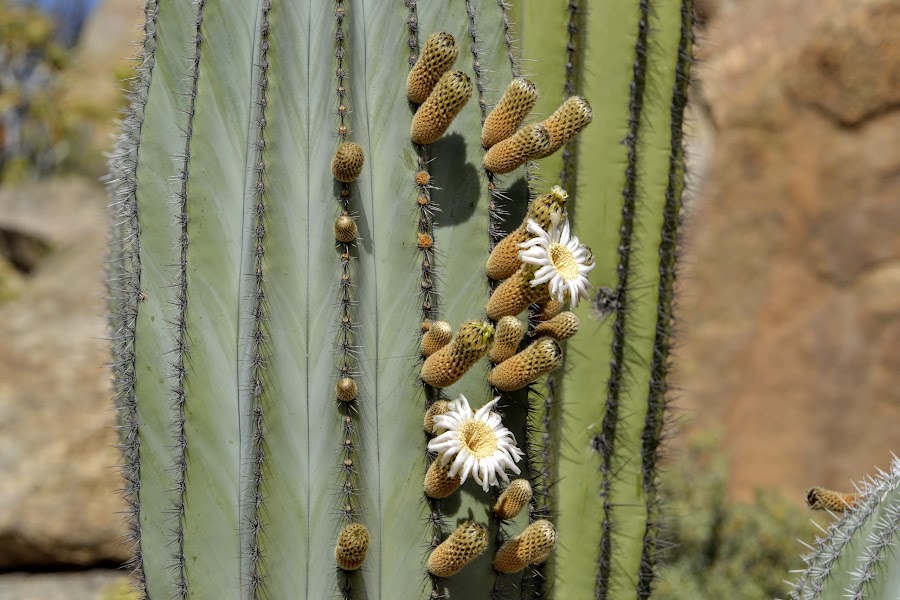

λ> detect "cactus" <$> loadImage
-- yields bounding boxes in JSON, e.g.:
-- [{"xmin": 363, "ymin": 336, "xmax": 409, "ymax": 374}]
[
  {"xmin": 786, "ymin": 456, "xmax": 900, "ymax": 600},
  {"xmin": 107, "ymin": 0, "xmax": 693, "ymax": 598}
]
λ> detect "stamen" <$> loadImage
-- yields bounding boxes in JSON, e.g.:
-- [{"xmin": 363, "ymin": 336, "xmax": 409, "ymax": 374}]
[{"xmin": 548, "ymin": 243, "xmax": 578, "ymax": 280}]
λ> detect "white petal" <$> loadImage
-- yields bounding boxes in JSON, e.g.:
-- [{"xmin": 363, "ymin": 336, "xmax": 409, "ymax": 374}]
[
  {"xmin": 449, "ymin": 449, "xmax": 469, "ymax": 477},
  {"xmin": 519, "ymin": 246, "xmax": 549, "ymax": 260},
  {"xmin": 474, "ymin": 398, "xmax": 500, "ymax": 421},
  {"xmin": 428, "ymin": 440, "xmax": 458, "ymax": 455},
  {"xmin": 480, "ymin": 462, "xmax": 491, "ymax": 489},
  {"xmin": 518, "ymin": 237, "xmax": 547, "ymax": 249},
  {"xmin": 470, "ymin": 459, "xmax": 483, "ymax": 487},
  {"xmin": 525, "ymin": 219, "xmax": 549, "ymax": 238},
  {"xmin": 559, "ymin": 219, "xmax": 571, "ymax": 245},
  {"xmin": 521, "ymin": 255, "xmax": 550, "ymax": 268},
  {"xmin": 531, "ymin": 267, "xmax": 556, "ymax": 285},
  {"xmin": 432, "ymin": 413, "xmax": 460, "ymax": 429},
  {"xmin": 497, "ymin": 453, "xmax": 518, "ymax": 471},
  {"xmin": 460, "ymin": 455, "xmax": 477, "ymax": 483},
  {"xmin": 429, "ymin": 430, "xmax": 457, "ymax": 446},
  {"xmin": 485, "ymin": 412, "xmax": 502, "ymax": 429}
]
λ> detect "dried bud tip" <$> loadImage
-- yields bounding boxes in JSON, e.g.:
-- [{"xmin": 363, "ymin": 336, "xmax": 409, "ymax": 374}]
[{"xmin": 407, "ymin": 32, "xmax": 459, "ymax": 104}]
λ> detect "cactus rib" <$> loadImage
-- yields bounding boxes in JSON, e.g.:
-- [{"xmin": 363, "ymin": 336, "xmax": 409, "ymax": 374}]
[
  {"xmin": 107, "ymin": 1, "xmax": 160, "ymax": 597},
  {"xmin": 594, "ymin": 0, "xmax": 651, "ymax": 595},
  {"xmin": 329, "ymin": 2, "xmax": 368, "ymax": 596},
  {"xmin": 168, "ymin": 2, "xmax": 207, "ymax": 598},
  {"xmin": 242, "ymin": 1, "xmax": 272, "ymax": 596},
  {"xmin": 560, "ymin": 0, "xmax": 582, "ymax": 188},
  {"xmin": 637, "ymin": 1, "xmax": 694, "ymax": 595}
]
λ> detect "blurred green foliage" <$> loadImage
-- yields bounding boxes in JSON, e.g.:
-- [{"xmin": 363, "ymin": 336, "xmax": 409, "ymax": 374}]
[
  {"xmin": 98, "ymin": 578, "xmax": 139, "ymax": 600},
  {"xmin": 0, "ymin": 1, "xmax": 68, "ymax": 181},
  {"xmin": 0, "ymin": 0, "xmax": 121, "ymax": 183},
  {"xmin": 655, "ymin": 433, "xmax": 820, "ymax": 599}
]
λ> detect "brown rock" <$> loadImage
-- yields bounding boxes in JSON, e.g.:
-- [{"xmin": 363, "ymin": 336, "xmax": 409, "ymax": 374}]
[
  {"xmin": 677, "ymin": 0, "xmax": 900, "ymax": 502},
  {"xmin": 788, "ymin": 3, "xmax": 900, "ymax": 126},
  {"xmin": 0, "ymin": 178, "xmax": 129, "ymax": 569}
]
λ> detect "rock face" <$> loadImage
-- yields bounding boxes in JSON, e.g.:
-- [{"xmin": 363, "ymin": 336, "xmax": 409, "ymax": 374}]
[
  {"xmin": 677, "ymin": 0, "xmax": 900, "ymax": 501},
  {"xmin": 0, "ymin": 178, "xmax": 130, "ymax": 569}
]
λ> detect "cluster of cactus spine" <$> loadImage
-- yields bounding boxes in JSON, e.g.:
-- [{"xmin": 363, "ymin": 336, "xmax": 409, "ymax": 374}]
[
  {"xmin": 106, "ymin": 0, "xmax": 695, "ymax": 598},
  {"xmin": 786, "ymin": 456, "xmax": 900, "ymax": 599}
]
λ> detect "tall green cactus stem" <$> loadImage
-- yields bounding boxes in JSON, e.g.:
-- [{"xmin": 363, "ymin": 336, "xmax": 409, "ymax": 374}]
[
  {"xmin": 108, "ymin": 0, "xmax": 694, "ymax": 598},
  {"xmin": 519, "ymin": 1, "xmax": 694, "ymax": 598},
  {"xmin": 787, "ymin": 457, "xmax": 900, "ymax": 600}
]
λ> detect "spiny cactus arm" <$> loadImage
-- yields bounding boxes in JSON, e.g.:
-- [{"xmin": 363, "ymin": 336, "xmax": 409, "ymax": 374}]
[
  {"xmin": 790, "ymin": 457, "xmax": 900, "ymax": 600},
  {"xmin": 788, "ymin": 457, "xmax": 900, "ymax": 600},
  {"xmin": 529, "ymin": 1, "xmax": 692, "ymax": 598}
]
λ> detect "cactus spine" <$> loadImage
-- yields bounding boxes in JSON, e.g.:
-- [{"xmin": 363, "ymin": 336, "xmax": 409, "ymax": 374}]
[
  {"xmin": 787, "ymin": 457, "xmax": 900, "ymax": 600},
  {"xmin": 108, "ymin": 0, "xmax": 694, "ymax": 598}
]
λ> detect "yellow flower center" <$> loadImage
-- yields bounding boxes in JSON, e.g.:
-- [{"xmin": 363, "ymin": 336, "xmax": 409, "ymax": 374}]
[
  {"xmin": 459, "ymin": 419, "xmax": 499, "ymax": 459},
  {"xmin": 549, "ymin": 243, "xmax": 578, "ymax": 281}
]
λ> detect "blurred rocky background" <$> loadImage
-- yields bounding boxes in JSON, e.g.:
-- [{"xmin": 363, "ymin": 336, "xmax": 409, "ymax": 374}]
[{"xmin": 0, "ymin": 0, "xmax": 897, "ymax": 598}]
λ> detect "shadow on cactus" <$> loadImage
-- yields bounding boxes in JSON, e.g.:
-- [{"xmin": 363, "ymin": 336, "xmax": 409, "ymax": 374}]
[{"xmin": 107, "ymin": 0, "xmax": 694, "ymax": 598}]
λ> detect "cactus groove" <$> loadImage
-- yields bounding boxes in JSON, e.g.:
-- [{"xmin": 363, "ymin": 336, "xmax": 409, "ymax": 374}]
[{"xmin": 108, "ymin": 0, "xmax": 694, "ymax": 598}]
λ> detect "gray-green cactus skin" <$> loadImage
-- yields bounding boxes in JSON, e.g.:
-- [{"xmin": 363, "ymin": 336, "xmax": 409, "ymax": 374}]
[
  {"xmin": 107, "ymin": 0, "xmax": 694, "ymax": 598},
  {"xmin": 786, "ymin": 458, "xmax": 900, "ymax": 600}
]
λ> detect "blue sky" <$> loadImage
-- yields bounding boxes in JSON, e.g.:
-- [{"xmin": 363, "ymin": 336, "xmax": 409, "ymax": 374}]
[{"xmin": 34, "ymin": 0, "xmax": 99, "ymax": 10}]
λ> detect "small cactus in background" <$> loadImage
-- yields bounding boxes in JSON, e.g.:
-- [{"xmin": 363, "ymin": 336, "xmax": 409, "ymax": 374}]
[
  {"xmin": 107, "ymin": 0, "xmax": 694, "ymax": 598},
  {"xmin": 786, "ymin": 456, "xmax": 900, "ymax": 600}
]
